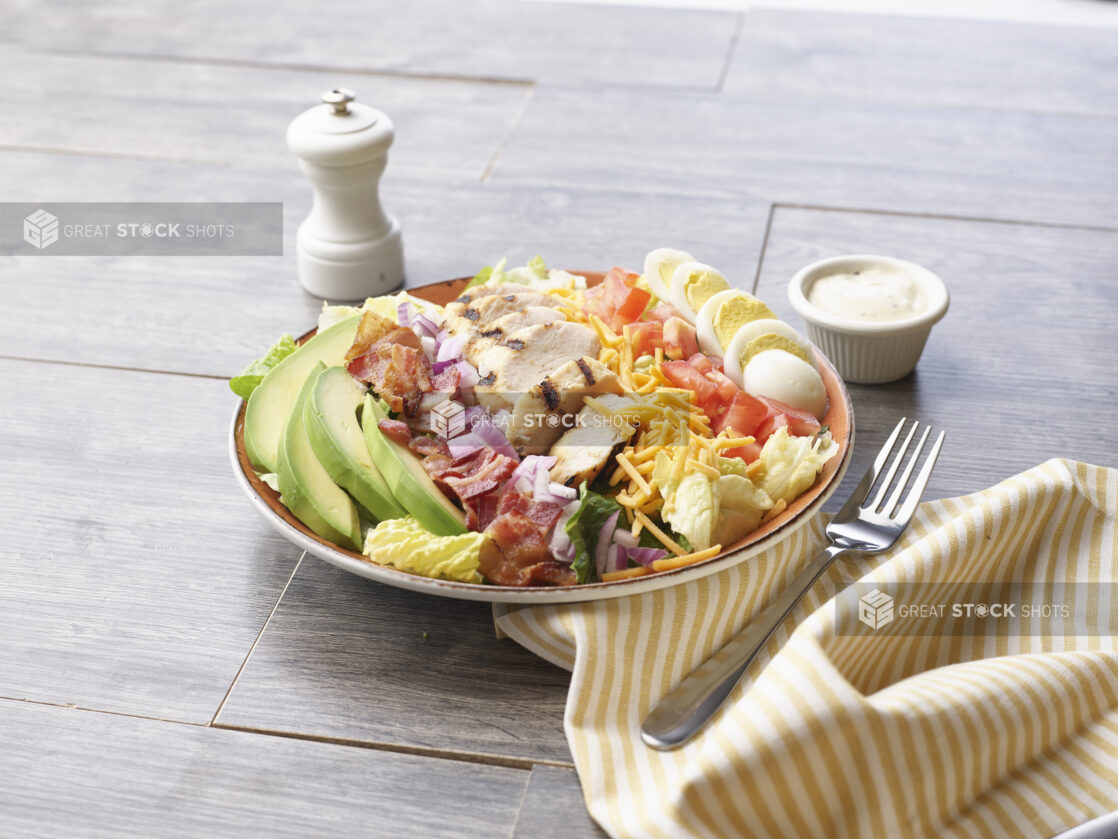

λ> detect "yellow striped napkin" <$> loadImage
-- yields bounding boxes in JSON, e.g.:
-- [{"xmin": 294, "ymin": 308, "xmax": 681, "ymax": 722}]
[{"xmin": 495, "ymin": 459, "xmax": 1118, "ymax": 838}]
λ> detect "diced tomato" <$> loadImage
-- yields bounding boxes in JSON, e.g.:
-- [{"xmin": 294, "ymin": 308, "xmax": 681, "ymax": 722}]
[
  {"xmin": 685, "ymin": 352, "xmax": 714, "ymax": 375},
  {"xmin": 614, "ymin": 286, "xmax": 651, "ymax": 327},
  {"xmin": 756, "ymin": 396, "xmax": 822, "ymax": 438},
  {"xmin": 704, "ymin": 368, "xmax": 739, "ymax": 405},
  {"xmin": 628, "ymin": 321, "xmax": 663, "ymax": 358},
  {"xmin": 642, "ymin": 302, "xmax": 678, "ymax": 324},
  {"xmin": 663, "ymin": 317, "xmax": 699, "ymax": 360},
  {"xmin": 712, "ymin": 390, "xmax": 769, "ymax": 437},
  {"xmin": 585, "ymin": 270, "xmax": 652, "ymax": 331},
  {"xmin": 604, "ymin": 266, "xmax": 640, "ymax": 288},
  {"xmin": 659, "ymin": 361, "xmax": 719, "ymax": 407}
]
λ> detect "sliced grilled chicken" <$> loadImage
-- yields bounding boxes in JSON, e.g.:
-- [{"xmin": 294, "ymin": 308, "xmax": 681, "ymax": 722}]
[
  {"xmin": 444, "ymin": 290, "xmax": 566, "ymax": 337},
  {"xmin": 463, "ymin": 306, "xmax": 567, "ymax": 368},
  {"xmin": 507, "ymin": 358, "xmax": 622, "ymax": 455},
  {"xmin": 549, "ymin": 394, "xmax": 639, "ymax": 488},
  {"xmin": 472, "ymin": 322, "xmax": 601, "ymax": 415}
]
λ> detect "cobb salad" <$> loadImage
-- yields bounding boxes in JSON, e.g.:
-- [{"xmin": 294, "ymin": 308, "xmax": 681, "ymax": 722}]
[{"xmin": 233, "ymin": 248, "xmax": 838, "ymax": 587}]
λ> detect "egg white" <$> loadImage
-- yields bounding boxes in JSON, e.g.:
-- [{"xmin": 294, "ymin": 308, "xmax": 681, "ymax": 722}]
[
  {"xmin": 742, "ymin": 349, "xmax": 828, "ymax": 419},
  {"xmin": 723, "ymin": 318, "xmax": 814, "ymax": 385},
  {"xmin": 668, "ymin": 261, "xmax": 728, "ymax": 324},
  {"xmin": 642, "ymin": 247, "xmax": 693, "ymax": 303},
  {"xmin": 697, "ymin": 290, "xmax": 762, "ymax": 358}
]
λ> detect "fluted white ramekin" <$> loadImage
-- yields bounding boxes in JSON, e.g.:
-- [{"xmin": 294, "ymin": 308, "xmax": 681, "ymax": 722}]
[{"xmin": 788, "ymin": 254, "xmax": 949, "ymax": 385}]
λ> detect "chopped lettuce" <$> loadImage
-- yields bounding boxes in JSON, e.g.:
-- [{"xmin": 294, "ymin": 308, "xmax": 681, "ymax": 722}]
[
  {"xmin": 713, "ymin": 474, "xmax": 773, "ymax": 546},
  {"xmin": 317, "ymin": 302, "xmax": 362, "ymax": 332},
  {"xmin": 466, "ymin": 256, "xmax": 588, "ymax": 291},
  {"xmin": 566, "ymin": 484, "xmax": 622, "ymax": 583},
  {"xmin": 363, "ymin": 516, "xmax": 486, "ymax": 584},
  {"xmin": 653, "ymin": 450, "xmax": 773, "ymax": 551},
  {"xmin": 258, "ymin": 472, "xmax": 281, "ymax": 492},
  {"xmin": 229, "ymin": 333, "xmax": 297, "ymax": 399},
  {"xmin": 752, "ymin": 426, "xmax": 838, "ymax": 505}
]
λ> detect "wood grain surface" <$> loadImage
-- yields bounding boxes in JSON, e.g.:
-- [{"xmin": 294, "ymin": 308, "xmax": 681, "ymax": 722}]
[
  {"xmin": 0, "ymin": 359, "xmax": 301, "ymax": 722},
  {"xmin": 488, "ymin": 85, "xmax": 1118, "ymax": 228},
  {"xmin": 726, "ymin": 10, "xmax": 1118, "ymax": 115},
  {"xmin": 214, "ymin": 559, "xmax": 573, "ymax": 764},
  {"xmin": 0, "ymin": 699, "xmax": 529, "ymax": 838},
  {"xmin": 513, "ymin": 766, "xmax": 609, "ymax": 838},
  {"xmin": 7, "ymin": 0, "xmax": 739, "ymax": 89}
]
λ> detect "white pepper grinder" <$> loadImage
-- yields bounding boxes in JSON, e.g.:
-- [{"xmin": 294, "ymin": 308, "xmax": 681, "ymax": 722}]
[{"xmin": 286, "ymin": 88, "xmax": 405, "ymax": 299}]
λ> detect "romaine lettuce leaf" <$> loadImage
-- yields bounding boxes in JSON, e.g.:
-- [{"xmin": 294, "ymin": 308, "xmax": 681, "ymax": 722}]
[
  {"xmin": 566, "ymin": 484, "xmax": 622, "ymax": 583},
  {"xmin": 229, "ymin": 334, "xmax": 297, "ymax": 399}
]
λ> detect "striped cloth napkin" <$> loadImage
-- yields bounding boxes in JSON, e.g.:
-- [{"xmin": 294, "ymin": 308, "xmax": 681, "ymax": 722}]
[{"xmin": 494, "ymin": 459, "xmax": 1118, "ymax": 838}]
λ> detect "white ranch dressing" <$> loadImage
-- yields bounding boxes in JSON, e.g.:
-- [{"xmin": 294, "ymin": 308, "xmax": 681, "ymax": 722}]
[{"xmin": 807, "ymin": 266, "xmax": 928, "ymax": 323}]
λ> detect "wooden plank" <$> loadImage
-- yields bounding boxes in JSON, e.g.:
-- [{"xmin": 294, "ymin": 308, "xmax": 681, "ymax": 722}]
[
  {"xmin": 0, "ymin": 149, "xmax": 769, "ymax": 377},
  {"xmin": 488, "ymin": 84, "xmax": 1118, "ymax": 229},
  {"xmin": 0, "ymin": 358, "xmax": 302, "ymax": 722},
  {"xmin": 512, "ymin": 766, "xmax": 608, "ymax": 839},
  {"xmin": 753, "ymin": 207, "xmax": 1118, "ymax": 511},
  {"xmin": 0, "ymin": 45, "xmax": 528, "ymax": 178},
  {"xmin": 6, "ymin": 0, "xmax": 738, "ymax": 89},
  {"xmin": 214, "ymin": 558, "xmax": 573, "ymax": 764},
  {"xmin": 0, "ymin": 700, "xmax": 528, "ymax": 838},
  {"xmin": 725, "ymin": 10, "xmax": 1118, "ymax": 116}
]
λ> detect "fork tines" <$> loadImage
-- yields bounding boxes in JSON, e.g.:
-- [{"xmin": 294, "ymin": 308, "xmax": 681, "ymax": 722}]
[{"xmin": 865, "ymin": 418, "xmax": 945, "ymax": 522}]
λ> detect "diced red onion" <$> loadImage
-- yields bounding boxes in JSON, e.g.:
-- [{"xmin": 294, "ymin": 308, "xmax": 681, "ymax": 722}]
[
  {"xmin": 595, "ymin": 510, "xmax": 620, "ymax": 578},
  {"xmin": 607, "ymin": 543, "xmax": 626, "ymax": 573},
  {"xmin": 455, "ymin": 359, "xmax": 480, "ymax": 388},
  {"xmin": 547, "ymin": 482, "xmax": 577, "ymax": 501},
  {"xmin": 419, "ymin": 335, "xmax": 436, "ymax": 360},
  {"xmin": 431, "ymin": 359, "xmax": 456, "ymax": 375},
  {"xmin": 626, "ymin": 547, "xmax": 668, "ymax": 567},
  {"xmin": 437, "ymin": 335, "xmax": 467, "ymax": 363},
  {"xmin": 613, "ymin": 529, "xmax": 638, "ymax": 549},
  {"xmin": 414, "ymin": 313, "xmax": 440, "ymax": 337},
  {"xmin": 548, "ymin": 498, "xmax": 580, "ymax": 562},
  {"xmin": 468, "ymin": 416, "xmax": 519, "ymax": 461},
  {"xmin": 397, "ymin": 301, "xmax": 412, "ymax": 327}
]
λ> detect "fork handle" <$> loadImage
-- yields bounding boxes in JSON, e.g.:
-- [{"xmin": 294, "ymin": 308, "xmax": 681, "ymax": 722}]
[{"xmin": 641, "ymin": 543, "xmax": 848, "ymax": 750}]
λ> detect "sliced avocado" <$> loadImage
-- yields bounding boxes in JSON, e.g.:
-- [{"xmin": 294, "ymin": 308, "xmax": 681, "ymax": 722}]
[
  {"xmin": 277, "ymin": 361, "xmax": 363, "ymax": 551},
  {"xmin": 360, "ymin": 394, "xmax": 467, "ymax": 537},
  {"xmin": 305, "ymin": 365, "xmax": 407, "ymax": 523},
  {"xmin": 244, "ymin": 315, "xmax": 361, "ymax": 473}
]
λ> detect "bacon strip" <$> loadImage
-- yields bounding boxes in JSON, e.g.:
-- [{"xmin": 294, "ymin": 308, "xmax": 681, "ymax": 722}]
[{"xmin": 378, "ymin": 419, "xmax": 412, "ymax": 446}]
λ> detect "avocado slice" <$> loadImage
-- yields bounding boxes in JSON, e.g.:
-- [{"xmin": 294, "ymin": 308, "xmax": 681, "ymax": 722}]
[
  {"xmin": 277, "ymin": 361, "xmax": 363, "ymax": 551},
  {"xmin": 360, "ymin": 394, "xmax": 467, "ymax": 537},
  {"xmin": 244, "ymin": 315, "xmax": 361, "ymax": 473},
  {"xmin": 305, "ymin": 365, "xmax": 407, "ymax": 523}
]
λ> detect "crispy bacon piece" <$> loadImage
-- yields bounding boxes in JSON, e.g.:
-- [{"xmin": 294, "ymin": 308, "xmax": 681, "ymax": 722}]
[
  {"xmin": 348, "ymin": 343, "xmax": 432, "ymax": 415},
  {"xmin": 496, "ymin": 486, "xmax": 564, "ymax": 533},
  {"xmin": 464, "ymin": 492, "xmax": 502, "ymax": 532},
  {"xmin": 378, "ymin": 419, "xmax": 412, "ymax": 446},
  {"xmin": 345, "ymin": 311, "xmax": 398, "ymax": 363},
  {"xmin": 519, "ymin": 561, "xmax": 576, "ymax": 587},
  {"xmin": 481, "ymin": 512, "xmax": 559, "ymax": 586},
  {"xmin": 408, "ymin": 435, "xmax": 450, "ymax": 458}
]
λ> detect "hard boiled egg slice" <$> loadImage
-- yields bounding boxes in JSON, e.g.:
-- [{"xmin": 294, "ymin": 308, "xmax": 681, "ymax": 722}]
[
  {"xmin": 668, "ymin": 261, "xmax": 730, "ymax": 324},
  {"xmin": 642, "ymin": 248, "xmax": 693, "ymax": 302},
  {"xmin": 741, "ymin": 349, "xmax": 827, "ymax": 419},
  {"xmin": 696, "ymin": 290, "xmax": 776, "ymax": 357},
  {"xmin": 723, "ymin": 319, "xmax": 814, "ymax": 385}
]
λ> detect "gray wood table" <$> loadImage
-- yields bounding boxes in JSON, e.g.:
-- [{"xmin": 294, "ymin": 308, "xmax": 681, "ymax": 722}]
[{"xmin": 2, "ymin": 3, "xmax": 1115, "ymax": 836}]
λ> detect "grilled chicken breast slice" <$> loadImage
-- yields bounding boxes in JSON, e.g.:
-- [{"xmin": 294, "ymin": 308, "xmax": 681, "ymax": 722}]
[
  {"xmin": 472, "ymin": 322, "xmax": 601, "ymax": 415},
  {"xmin": 549, "ymin": 394, "xmax": 639, "ymax": 488},
  {"xmin": 507, "ymin": 358, "xmax": 622, "ymax": 455}
]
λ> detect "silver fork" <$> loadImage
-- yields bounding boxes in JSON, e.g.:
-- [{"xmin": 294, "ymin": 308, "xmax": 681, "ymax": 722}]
[{"xmin": 641, "ymin": 417, "xmax": 945, "ymax": 750}]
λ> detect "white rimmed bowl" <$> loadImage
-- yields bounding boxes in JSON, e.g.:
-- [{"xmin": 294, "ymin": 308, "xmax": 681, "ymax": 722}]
[{"xmin": 788, "ymin": 254, "xmax": 949, "ymax": 385}]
